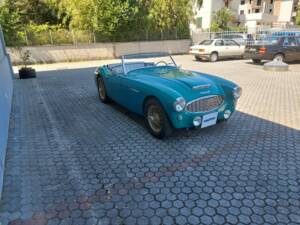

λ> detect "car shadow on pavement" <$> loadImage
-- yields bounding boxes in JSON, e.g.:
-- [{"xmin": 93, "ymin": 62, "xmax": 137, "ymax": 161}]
[
  {"xmin": 245, "ymin": 60, "xmax": 300, "ymax": 66},
  {"xmin": 193, "ymin": 58, "xmax": 246, "ymax": 63}
]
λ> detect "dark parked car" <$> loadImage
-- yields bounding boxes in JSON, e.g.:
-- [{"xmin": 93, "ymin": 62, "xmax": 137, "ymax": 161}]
[{"xmin": 245, "ymin": 36, "xmax": 300, "ymax": 63}]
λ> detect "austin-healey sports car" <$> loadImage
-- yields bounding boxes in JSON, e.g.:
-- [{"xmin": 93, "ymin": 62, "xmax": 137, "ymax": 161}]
[{"xmin": 95, "ymin": 53, "xmax": 242, "ymax": 138}]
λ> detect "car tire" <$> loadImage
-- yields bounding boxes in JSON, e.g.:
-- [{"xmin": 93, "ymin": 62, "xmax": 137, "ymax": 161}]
[
  {"xmin": 145, "ymin": 98, "xmax": 173, "ymax": 139},
  {"xmin": 209, "ymin": 52, "xmax": 218, "ymax": 62},
  {"xmin": 195, "ymin": 55, "xmax": 201, "ymax": 61},
  {"xmin": 252, "ymin": 59, "xmax": 261, "ymax": 64},
  {"xmin": 273, "ymin": 53, "xmax": 284, "ymax": 62},
  {"xmin": 97, "ymin": 76, "xmax": 110, "ymax": 103}
]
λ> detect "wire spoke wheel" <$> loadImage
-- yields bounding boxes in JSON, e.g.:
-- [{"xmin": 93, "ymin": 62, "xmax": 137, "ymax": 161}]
[
  {"xmin": 147, "ymin": 105, "xmax": 163, "ymax": 133},
  {"xmin": 98, "ymin": 78, "xmax": 106, "ymax": 100}
]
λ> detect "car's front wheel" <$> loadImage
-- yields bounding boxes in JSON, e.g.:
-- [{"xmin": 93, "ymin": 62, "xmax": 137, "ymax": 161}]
[
  {"xmin": 195, "ymin": 55, "xmax": 201, "ymax": 61},
  {"xmin": 145, "ymin": 98, "xmax": 173, "ymax": 139},
  {"xmin": 97, "ymin": 76, "xmax": 110, "ymax": 103}
]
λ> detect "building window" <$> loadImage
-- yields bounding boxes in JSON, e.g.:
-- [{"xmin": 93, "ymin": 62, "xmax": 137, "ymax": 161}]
[
  {"xmin": 248, "ymin": 9, "xmax": 251, "ymax": 13},
  {"xmin": 270, "ymin": 0, "xmax": 273, "ymax": 4},
  {"xmin": 241, "ymin": 0, "xmax": 245, "ymax": 5},
  {"xmin": 269, "ymin": 9, "xmax": 272, "ymax": 13},
  {"xmin": 196, "ymin": 17, "xmax": 202, "ymax": 29},
  {"xmin": 255, "ymin": 9, "xmax": 260, "ymax": 13},
  {"xmin": 257, "ymin": 0, "xmax": 262, "ymax": 6},
  {"xmin": 240, "ymin": 10, "xmax": 245, "ymax": 15}
]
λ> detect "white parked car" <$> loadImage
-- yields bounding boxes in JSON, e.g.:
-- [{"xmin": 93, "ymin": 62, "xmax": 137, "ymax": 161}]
[
  {"xmin": 215, "ymin": 33, "xmax": 254, "ymax": 46},
  {"xmin": 189, "ymin": 39, "xmax": 245, "ymax": 62}
]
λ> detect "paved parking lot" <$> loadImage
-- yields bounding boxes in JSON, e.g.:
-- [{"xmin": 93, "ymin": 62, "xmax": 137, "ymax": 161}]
[{"xmin": 1, "ymin": 56, "xmax": 300, "ymax": 225}]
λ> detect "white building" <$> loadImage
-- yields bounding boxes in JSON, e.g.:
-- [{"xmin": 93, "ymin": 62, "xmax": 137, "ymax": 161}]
[{"xmin": 191, "ymin": 0, "xmax": 299, "ymax": 33}]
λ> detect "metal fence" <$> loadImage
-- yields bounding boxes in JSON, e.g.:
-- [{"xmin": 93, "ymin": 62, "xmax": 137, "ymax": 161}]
[
  {"xmin": 0, "ymin": 27, "xmax": 13, "ymax": 198},
  {"xmin": 8, "ymin": 29, "xmax": 189, "ymax": 47},
  {"xmin": 191, "ymin": 27, "xmax": 300, "ymax": 45}
]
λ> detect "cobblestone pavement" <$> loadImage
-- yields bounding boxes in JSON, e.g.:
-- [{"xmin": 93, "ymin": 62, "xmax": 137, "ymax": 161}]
[{"xmin": 1, "ymin": 56, "xmax": 300, "ymax": 225}]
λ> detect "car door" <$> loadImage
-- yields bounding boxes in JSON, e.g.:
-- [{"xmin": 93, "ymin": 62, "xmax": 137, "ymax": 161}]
[
  {"xmin": 281, "ymin": 37, "xmax": 298, "ymax": 61},
  {"xmin": 224, "ymin": 40, "xmax": 244, "ymax": 57},
  {"xmin": 214, "ymin": 40, "xmax": 226, "ymax": 57},
  {"xmin": 115, "ymin": 74, "xmax": 145, "ymax": 114}
]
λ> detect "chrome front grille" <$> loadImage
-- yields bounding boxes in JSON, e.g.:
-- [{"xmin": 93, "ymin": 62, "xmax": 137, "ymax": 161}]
[{"xmin": 186, "ymin": 95, "xmax": 224, "ymax": 113}]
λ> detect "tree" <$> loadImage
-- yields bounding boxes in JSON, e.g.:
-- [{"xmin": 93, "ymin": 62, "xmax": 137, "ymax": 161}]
[
  {"xmin": 7, "ymin": 0, "xmax": 61, "ymax": 25},
  {"xmin": 149, "ymin": 0, "xmax": 192, "ymax": 39},
  {"xmin": 59, "ymin": 0, "xmax": 138, "ymax": 41},
  {"xmin": 59, "ymin": 0, "xmax": 192, "ymax": 41},
  {"xmin": 211, "ymin": 7, "xmax": 234, "ymax": 31},
  {"xmin": 0, "ymin": 1, "xmax": 24, "ymax": 46},
  {"xmin": 296, "ymin": 8, "xmax": 300, "ymax": 25}
]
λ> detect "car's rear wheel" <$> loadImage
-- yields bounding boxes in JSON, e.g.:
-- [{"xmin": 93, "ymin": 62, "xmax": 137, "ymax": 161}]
[
  {"xmin": 209, "ymin": 52, "xmax": 218, "ymax": 62},
  {"xmin": 195, "ymin": 55, "xmax": 201, "ymax": 61},
  {"xmin": 145, "ymin": 98, "xmax": 173, "ymax": 139},
  {"xmin": 97, "ymin": 76, "xmax": 110, "ymax": 103},
  {"xmin": 273, "ymin": 53, "xmax": 284, "ymax": 62},
  {"xmin": 252, "ymin": 59, "xmax": 261, "ymax": 64}
]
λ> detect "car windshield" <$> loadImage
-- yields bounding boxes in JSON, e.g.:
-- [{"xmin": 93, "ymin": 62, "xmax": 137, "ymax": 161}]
[
  {"xmin": 121, "ymin": 52, "xmax": 177, "ymax": 74},
  {"xmin": 199, "ymin": 40, "xmax": 213, "ymax": 45}
]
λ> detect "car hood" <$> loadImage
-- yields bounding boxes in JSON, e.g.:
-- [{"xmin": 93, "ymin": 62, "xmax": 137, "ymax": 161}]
[{"xmin": 129, "ymin": 67, "xmax": 223, "ymax": 101}]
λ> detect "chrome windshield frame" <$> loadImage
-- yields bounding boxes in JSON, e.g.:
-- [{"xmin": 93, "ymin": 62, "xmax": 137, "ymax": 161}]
[{"xmin": 121, "ymin": 52, "xmax": 177, "ymax": 75}]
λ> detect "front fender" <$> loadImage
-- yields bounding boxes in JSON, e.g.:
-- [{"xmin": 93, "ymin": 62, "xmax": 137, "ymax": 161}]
[{"xmin": 134, "ymin": 79, "xmax": 182, "ymax": 117}]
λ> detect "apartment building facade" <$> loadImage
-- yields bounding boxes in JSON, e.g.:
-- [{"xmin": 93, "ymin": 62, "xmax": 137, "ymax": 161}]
[{"xmin": 191, "ymin": 0, "xmax": 299, "ymax": 32}]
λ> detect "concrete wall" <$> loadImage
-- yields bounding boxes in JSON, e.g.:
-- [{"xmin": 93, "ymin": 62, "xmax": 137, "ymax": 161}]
[
  {"xmin": 0, "ymin": 29, "xmax": 13, "ymax": 198},
  {"xmin": 8, "ymin": 39, "xmax": 191, "ymax": 65}
]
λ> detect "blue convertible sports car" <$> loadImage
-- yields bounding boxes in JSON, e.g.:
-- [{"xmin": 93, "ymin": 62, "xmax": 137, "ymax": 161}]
[{"xmin": 95, "ymin": 53, "xmax": 242, "ymax": 138}]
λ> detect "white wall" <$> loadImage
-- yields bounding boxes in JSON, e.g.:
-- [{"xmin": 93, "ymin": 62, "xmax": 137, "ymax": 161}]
[
  {"xmin": 8, "ymin": 40, "xmax": 191, "ymax": 65},
  {"xmin": 0, "ymin": 29, "xmax": 13, "ymax": 199}
]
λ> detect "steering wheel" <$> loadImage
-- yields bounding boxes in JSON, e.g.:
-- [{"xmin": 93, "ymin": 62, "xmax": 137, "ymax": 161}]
[{"xmin": 155, "ymin": 61, "xmax": 168, "ymax": 66}]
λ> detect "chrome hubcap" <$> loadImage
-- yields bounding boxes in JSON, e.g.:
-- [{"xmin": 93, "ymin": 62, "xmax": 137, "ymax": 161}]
[
  {"xmin": 147, "ymin": 105, "xmax": 162, "ymax": 133},
  {"xmin": 211, "ymin": 54, "xmax": 217, "ymax": 61}
]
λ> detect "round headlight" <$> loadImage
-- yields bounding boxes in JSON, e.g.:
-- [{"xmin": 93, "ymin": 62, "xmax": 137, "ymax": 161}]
[
  {"xmin": 233, "ymin": 86, "xmax": 242, "ymax": 99},
  {"xmin": 173, "ymin": 97, "xmax": 186, "ymax": 112}
]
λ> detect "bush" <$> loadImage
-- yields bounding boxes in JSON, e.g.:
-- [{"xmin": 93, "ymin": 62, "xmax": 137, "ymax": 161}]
[
  {"xmin": 0, "ymin": 3, "xmax": 26, "ymax": 47},
  {"xmin": 4, "ymin": 22, "xmax": 190, "ymax": 47}
]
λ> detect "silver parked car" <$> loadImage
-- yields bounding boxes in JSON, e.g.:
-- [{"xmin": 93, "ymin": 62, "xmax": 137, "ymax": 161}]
[
  {"xmin": 189, "ymin": 39, "xmax": 245, "ymax": 62},
  {"xmin": 216, "ymin": 33, "xmax": 254, "ymax": 46}
]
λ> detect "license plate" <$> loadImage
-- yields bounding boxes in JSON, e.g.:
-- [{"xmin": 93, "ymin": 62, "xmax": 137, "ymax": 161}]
[{"xmin": 201, "ymin": 112, "xmax": 218, "ymax": 128}]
